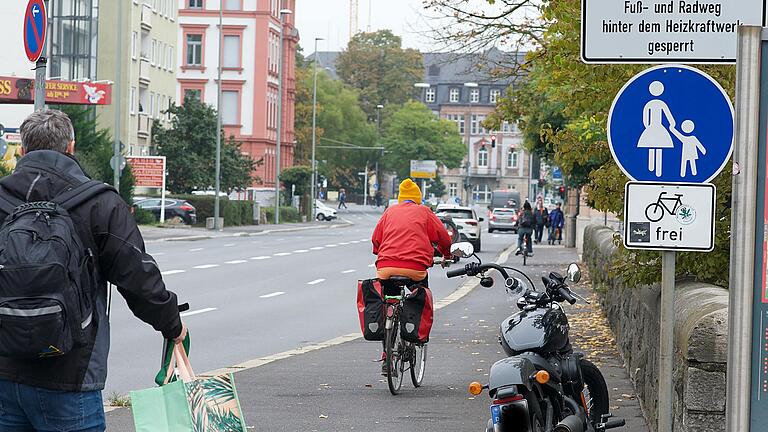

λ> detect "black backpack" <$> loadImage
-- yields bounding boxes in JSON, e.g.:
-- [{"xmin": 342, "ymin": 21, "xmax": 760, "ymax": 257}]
[
  {"xmin": 520, "ymin": 210, "xmax": 534, "ymax": 228},
  {"xmin": 0, "ymin": 180, "xmax": 113, "ymax": 359}
]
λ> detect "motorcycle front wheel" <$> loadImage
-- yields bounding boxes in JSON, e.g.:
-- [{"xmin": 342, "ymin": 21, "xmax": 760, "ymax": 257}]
[{"xmin": 580, "ymin": 359, "xmax": 610, "ymax": 424}]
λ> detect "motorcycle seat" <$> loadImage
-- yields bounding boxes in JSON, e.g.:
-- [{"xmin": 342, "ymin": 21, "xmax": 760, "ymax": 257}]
[{"xmin": 518, "ymin": 352, "xmax": 562, "ymax": 382}]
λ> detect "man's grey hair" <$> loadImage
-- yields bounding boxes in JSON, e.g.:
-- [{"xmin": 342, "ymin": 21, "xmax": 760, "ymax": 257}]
[{"xmin": 19, "ymin": 109, "xmax": 75, "ymax": 153}]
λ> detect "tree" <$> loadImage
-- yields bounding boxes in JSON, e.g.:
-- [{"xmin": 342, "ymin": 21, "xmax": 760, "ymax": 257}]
[
  {"xmin": 57, "ymin": 106, "xmax": 134, "ymax": 202},
  {"xmin": 280, "ymin": 165, "xmax": 312, "ymax": 208},
  {"xmin": 336, "ymin": 30, "xmax": 424, "ymax": 118},
  {"xmin": 382, "ymin": 101, "xmax": 465, "ymax": 179},
  {"xmin": 152, "ymin": 97, "xmax": 259, "ymax": 194}
]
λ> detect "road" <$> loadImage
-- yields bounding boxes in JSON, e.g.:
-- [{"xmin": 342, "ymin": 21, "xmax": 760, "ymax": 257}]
[{"xmin": 105, "ymin": 205, "xmax": 513, "ymax": 396}]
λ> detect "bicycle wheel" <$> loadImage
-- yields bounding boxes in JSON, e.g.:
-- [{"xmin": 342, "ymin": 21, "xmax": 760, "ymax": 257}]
[
  {"xmin": 385, "ymin": 318, "xmax": 404, "ymax": 395},
  {"xmin": 523, "ymin": 251, "xmax": 527, "ymax": 266},
  {"xmin": 645, "ymin": 203, "xmax": 664, "ymax": 222},
  {"xmin": 410, "ymin": 343, "xmax": 428, "ymax": 387}
]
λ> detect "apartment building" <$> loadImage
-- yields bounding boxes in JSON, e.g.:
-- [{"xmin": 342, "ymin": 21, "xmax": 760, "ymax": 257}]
[{"xmin": 177, "ymin": 0, "xmax": 299, "ymax": 189}]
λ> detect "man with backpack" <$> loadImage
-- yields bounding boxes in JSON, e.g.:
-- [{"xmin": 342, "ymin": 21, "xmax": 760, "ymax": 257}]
[
  {"xmin": 0, "ymin": 110, "xmax": 185, "ymax": 431},
  {"xmin": 516, "ymin": 201, "xmax": 534, "ymax": 256}
]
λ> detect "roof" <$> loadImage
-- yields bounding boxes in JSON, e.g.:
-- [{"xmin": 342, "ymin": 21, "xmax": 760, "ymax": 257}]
[{"xmin": 306, "ymin": 51, "xmax": 341, "ymax": 80}]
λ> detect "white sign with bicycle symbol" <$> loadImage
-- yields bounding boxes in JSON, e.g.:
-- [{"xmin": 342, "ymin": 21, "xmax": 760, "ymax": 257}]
[{"xmin": 624, "ymin": 182, "xmax": 715, "ymax": 252}]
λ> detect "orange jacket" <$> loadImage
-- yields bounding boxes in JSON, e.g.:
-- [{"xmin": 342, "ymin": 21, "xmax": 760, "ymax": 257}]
[{"xmin": 372, "ymin": 201, "xmax": 452, "ymax": 271}]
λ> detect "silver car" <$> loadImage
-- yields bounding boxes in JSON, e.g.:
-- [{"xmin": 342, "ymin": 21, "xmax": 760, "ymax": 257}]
[{"xmin": 488, "ymin": 207, "xmax": 518, "ymax": 233}]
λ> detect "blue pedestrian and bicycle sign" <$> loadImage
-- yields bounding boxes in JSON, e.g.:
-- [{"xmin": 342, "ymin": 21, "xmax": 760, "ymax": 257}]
[
  {"xmin": 23, "ymin": 0, "xmax": 47, "ymax": 63},
  {"xmin": 607, "ymin": 65, "xmax": 734, "ymax": 183}
]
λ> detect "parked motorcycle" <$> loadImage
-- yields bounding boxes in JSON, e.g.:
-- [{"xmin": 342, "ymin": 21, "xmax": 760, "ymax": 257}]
[{"xmin": 446, "ymin": 242, "xmax": 625, "ymax": 432}]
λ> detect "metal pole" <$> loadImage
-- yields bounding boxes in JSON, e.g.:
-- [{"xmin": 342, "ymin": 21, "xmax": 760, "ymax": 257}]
[
  {"xmin": 363, "ymin": 165, "xmax": 368, "ymax": 206},
  {"xmin": 160, "ymin": 157, "xmax": 166, "ymax": 223},
  {"xmin": 726, "ymin": 25, "xmax": 762, "ymax": 432},
  {"xmin": 274, "ymin": 12, "xmax": 287, "ymax": 224},
  {"xmin": 213, "ymin": 4, "xmax": 223, "ymax": 230},
  {"xmin": 310, "ymin": 37, "xmax": 321, "ymax": 221},
  {"xmin": 33, "ymin": 0, "xmax": 49, "ymax": 112},
  {"xmin": 112, "ymin": 1, "xmax": 123, "ymax": 190},
  {"xmin": 658, "ymin": 251, "xmax": 676, "ymax": 432}
]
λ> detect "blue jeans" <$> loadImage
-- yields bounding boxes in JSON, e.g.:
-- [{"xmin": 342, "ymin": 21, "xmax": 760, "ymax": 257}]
[
  {"xmin": 517, "ymin": 229, "xmax": 533, "ymax": 253},
  {"xmin": 0, "ymin": 380, "xmax": 105, "ymax": 432}
]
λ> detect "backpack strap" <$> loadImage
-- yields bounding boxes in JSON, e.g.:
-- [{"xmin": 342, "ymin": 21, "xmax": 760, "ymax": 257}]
[
  {"xmin": 53, "ymin": 180, "xmax": 117, "ymax": 211},
  {"xmin": 0, "ymin": 187, "xmax": 24, "ymax": 215}
]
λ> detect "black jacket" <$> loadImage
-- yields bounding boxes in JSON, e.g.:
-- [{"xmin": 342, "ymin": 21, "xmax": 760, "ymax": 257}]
[{"xmin": 0, "ymin": 150, "xmax": 182, "ymax": 391}]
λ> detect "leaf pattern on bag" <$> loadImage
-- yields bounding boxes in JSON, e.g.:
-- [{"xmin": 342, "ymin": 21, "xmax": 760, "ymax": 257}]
[{"xmin": 185, "ymin": 374, "xmax": 246, "ymax": 431}]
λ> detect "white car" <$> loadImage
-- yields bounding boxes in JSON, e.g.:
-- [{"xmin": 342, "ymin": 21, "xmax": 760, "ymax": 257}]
[
  {"xmin": 315, "ymin": 201, "xmax": 338, "ymax": 221},
  {"xmin": 435, "ymin": 204, "xmax": 484, "ymax": 252}
]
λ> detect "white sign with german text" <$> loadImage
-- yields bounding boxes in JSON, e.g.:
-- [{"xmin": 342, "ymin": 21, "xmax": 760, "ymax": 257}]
[
  {"xmin": 624, "ymin": 182, "xmax": 715, "ymax": 251},
  {"xmin": 581, "ymin": 0, "xmax": 764, "ymax": 63}
]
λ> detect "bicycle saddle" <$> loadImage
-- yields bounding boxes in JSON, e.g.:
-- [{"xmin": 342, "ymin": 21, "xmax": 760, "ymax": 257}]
[{"xmin": 389, "ymin": 276, "xmax": 414, "ymax": 286}]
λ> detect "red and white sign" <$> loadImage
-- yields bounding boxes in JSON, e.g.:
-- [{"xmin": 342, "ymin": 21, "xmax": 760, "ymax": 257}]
[
  {"xmin": 0, "ymin": 76, "xmax": 112, "ymax": 106},
  {"xmin": 127, "ymin": 156, "xmax": 165, "ymax": 188},
  {"xmin": 23, "ymin": 0, "xmax": 47, "ymax": 62}
]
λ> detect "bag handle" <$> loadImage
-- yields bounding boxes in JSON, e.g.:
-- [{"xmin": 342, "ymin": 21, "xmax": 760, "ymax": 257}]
[{"xmin": 162, "ymin": 342, "xmax": 196, "ymax": 385}]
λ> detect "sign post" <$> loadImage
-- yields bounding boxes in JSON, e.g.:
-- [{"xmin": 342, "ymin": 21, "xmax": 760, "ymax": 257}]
[
  {"xmin": 608, "ymin": 64, "xmax": 733, "ymax": 432},
  {"xmin": 127, "ymin": 156, "xmax": 167, "ymax": 223},
  {"xmin": 24, "ymin": 0, "xmax": 48, "ymax": 112}
]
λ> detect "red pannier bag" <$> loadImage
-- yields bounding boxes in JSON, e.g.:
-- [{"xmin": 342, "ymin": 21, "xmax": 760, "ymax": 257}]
[
  {"xmin": 400, "ymin": 285, "xmax": 434, "ymax": 344},
  {"xmin": 357, "ymin": 279, "xmax": 386, "ymax": 341}
]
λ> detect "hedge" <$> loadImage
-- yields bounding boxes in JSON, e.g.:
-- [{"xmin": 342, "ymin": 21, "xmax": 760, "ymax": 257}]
[
  {"xmin": 169, "ymin": 195, "xmax": 255, "ymax": 227},
  {"xmin": 261, "ymin": 206, "xmax": 301, "ymax": 224}
]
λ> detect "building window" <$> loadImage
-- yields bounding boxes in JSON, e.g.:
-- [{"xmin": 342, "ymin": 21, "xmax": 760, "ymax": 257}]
[
  {"xmin": 186, "ymin": 34, "xmax": 203, "ymax": 66},
  {"xmin": 222, "ymin": 90, "xmax": 239, "ymax": 125},
  {"xmin": 473, "ymin": 184, "xmax": 491, "ymax": 203},
  {"xmin": 425, "ymin": 87, "xmax": 435, "ymax": 103},
  {"xmin": 470, "ymin": 88, "xmax": 480, "ymax": 103},
  {"xmin": 478, "ymin": 146, "xmax": 489, "ymax": 167},
  {"xmin": 188, "ymin": 0, "xmax": 203, "ymax": 8},
  {"xmin": 271, "ymin": 0, "xmax": 279, "ymax": 16},
  {"xmin": 449, "ymin": 88, "xmax": 459, "ymax": 103},
  {"xmin": 223, "ymin": 35, "xmax": 240, "ymax": 68},
  {"xmin": 446, "ymin": 114, "xmax": 465, "ymax": 134},
  {"xmin": 449, "ymin": 182, "xmax": 458, "ymax": 197},
  {"xmin": 130, "ymin": 87, "xmax": 137, "ymax": 115},
  {"xmin": 149, "ymin": 92, "xmax": 155, "ymax": 119},
  {"xmin": 131, "ymin": 32, "xmax": 137, "ymax": 60},
  {"xmin": 167, "ymin": 46, "xmax": 174, "ymax": 72},
  {"xmin": 150, "ymin": 40, "xmax": 156, "ymax": 66},
  {"xmin": 224, "ymin": 0, "xmax": 241, "ymax": 10},
  {"xmin": 507, "ymin": 149, "xmax": 518, "ymax": 168},
  {"xmin": 490, "ymin": 89, "xmax": 501, "ymax": 104},
  {"xmin": 471, "ymin": 115, "xmax": 479, "ymax": 135},
  {"xmin": 184, "ymin": 88, "xmax": 201, "ymax": 102}
]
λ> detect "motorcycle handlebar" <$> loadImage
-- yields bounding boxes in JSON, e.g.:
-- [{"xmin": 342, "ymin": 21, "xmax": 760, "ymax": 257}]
[
  {"xmin": 446, "ymin": 263, "xmax": 510, "ymax": 280},
  {"xmin": 558, "ymin": 288, "xmax": 577, "ymax": 305},
  {"xmin": 446, "ymin": 267, "xmax": 468, "ymax": 278}
]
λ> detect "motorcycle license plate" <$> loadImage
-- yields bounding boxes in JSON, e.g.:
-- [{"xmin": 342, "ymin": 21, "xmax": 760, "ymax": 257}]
[{"xmin": 490, "ymin": 405, "xmax": 502, "ymax": 424}]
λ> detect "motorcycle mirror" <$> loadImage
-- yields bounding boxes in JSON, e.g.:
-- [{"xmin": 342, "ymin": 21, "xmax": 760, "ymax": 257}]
[
  {"xmin": 480, "ymin": 277, "xmax": 494, "ymax": 288},
  {"xmin": 450, "ymin": 242, "xmax": 475, "ymax": 258},
  {"xmin": 567, "ymin": 263, "xmax": 581, "ymax": 283}
]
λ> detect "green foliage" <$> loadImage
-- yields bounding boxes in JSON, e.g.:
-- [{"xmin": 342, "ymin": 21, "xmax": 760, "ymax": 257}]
[
  {"xmin": 152, "ymin": 98, "xmax": 259, "ymax": 194},
  {"xmin": 337, "ymin": 30, "xmax": 424, "ymax": 118},
  {"xmin": 133, "ymin": 207, "xmax": 157, "ymax": 225},
  {"xmin": 382, "ymin": 101, "xmax": 465, "ymax": 179},
  {"xmin": 170, "ymin": 195, "xmax": 254, "ymax": 227},
  {"xmin": 427, "ymin": 175, "xmax": 447, "ymax": 198},
  {"xmin": 0, "ymin": 163, "xmax": 12, "ymax": 179},
  {"xmin": 280, "ymin": 165, "xmax": 312, "ymax": 199},
  {"xmin": 261, "ymin": 206, "xmax": 301, "ymax": 224},
  {"xmin": 57, "ymin": 105, "xmax": 135, "ymax": 203}
]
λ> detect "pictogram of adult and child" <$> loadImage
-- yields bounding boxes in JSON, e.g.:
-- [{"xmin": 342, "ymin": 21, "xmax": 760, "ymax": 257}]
[{"xmin": 638, "ymin": 80, "xmax": 706, "ymax": 178}]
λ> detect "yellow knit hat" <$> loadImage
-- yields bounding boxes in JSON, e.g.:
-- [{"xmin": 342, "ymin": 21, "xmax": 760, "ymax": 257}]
[{"xmin": 398, "ymin": 179, "xmax": 422, "ymax": 203}]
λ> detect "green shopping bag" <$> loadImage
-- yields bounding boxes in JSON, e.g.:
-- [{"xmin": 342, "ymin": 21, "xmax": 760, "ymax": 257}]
[{"xmin": 130, "ymin": 380, "xmax": 194, "ymax": 432}]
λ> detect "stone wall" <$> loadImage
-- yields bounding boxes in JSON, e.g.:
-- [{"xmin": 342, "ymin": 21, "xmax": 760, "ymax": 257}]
[{"xmin": 583, "ymin": 225, "xmax": 728, "ymax": 432}]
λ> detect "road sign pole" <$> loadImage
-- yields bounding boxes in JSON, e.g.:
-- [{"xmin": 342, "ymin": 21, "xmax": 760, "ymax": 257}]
[
  {"xmin": 726, "ymin": 25, "xmax": 762, "ymax": 432},
  {"xmin": 112, "ymin": 0, "xmax": 123, "ymax": 191},
  {"xmin": 160, "ymin": 156, "xmax": 166, "ymax": 224},
  {"xmin": 658, "ymin": 250, "xmax": 676, "ymax": 432},
  {"xmin": 32, "ymin": 0, "xmax": 48, "ymax": 113}
]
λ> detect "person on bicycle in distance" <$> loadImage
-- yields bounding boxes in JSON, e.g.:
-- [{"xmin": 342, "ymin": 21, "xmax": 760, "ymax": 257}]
[
  {"xmin": 516, "ymin": 200, "xmax": 535, "ymax": 256},
  {"xmin": 371, "ymin": 179, "xmax": 452, "ymax": 374}
]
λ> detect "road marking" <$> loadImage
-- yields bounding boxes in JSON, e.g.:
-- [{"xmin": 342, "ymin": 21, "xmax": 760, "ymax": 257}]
[
  {"xmin": 153, "ymin": 252, "xmax": 166, "ymax": 256},
  {"xmin": 274, "ymin": 252, "xmax": 292, "ymax": 257},
  {"xmin": 493, "ymin": 235, "xmax": 500, "ymax": 238},
  {"xmin": 325, "ymin": 244, "xmax": 338, "ymax": 248},
  {"xmin": 307, "ymin": 278, "xmax": 325, "ymax": 285},
  {"xmin": 189, "ymin": 248, "xmax": 204, "ymax": 252},
  {"xmin": 348, "ymin": 240, "xmax": 359, "ymax": 244},
  {"xmin": 293, "ymin": 249, "xmax": 309, "ymax": 253},
  {"xmin": 341, "ymin": 269, "xmax": 356, "ymax": 274},
  {"xmin": 310, "ymin": 246, "xmax": 324, "ymax": 251},
  {"xmin": 224, "ymin": 243, "xmax": 236, "ymax": 247},
  {"xmin": 260, "ymin": 291, "xmax": 286, "ymax": 299},
  {"xmin": 181, "ymin": 307, "xmax": 217, "ymax": 317},
  {"xmin": 225, "ymin": 260, "xmax": 248, "ymax": 264},
  {"xmin": 161, "ymin": 270, "xmax": 186, "ymax": 276},
  {"xmin": 194, "ymin": 264, "xmax": 219, "ymax": 269},
  {"xmin": 359, "ymin": 238, "xmax": 368, "ymax": 242},
  {"xmin": 339, "ymin": 242, "xmax": 350, "ymax": 245},
  {"xmin": 368, "ymin": 264, "xmax": 375, "ymax": 268},
  {"xmin": 250, "ymin": 256, "xmax": 271, "ymax": 260}
]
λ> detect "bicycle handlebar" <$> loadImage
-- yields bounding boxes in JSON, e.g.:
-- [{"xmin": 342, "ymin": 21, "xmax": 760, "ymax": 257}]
[{"xmin": 446, "ymin": 263, "xmax": 510, "ymax": 280}]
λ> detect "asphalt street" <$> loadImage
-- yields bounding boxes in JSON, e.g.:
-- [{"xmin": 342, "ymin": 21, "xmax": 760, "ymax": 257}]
[
  {"xmin": 106, "ymin": 229, "xmax": 648, "ymax": 431},
  {"xmin": 104, "ymin": 205, "xmax": 512, "ymax": 396}
]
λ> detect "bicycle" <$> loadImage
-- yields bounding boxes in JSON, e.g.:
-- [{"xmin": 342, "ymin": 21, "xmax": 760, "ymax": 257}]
[
  {"xmin": 383, "ymin": 276, "xmax": 428, "ymax": 395},
  {"xmin": 645, "ymin": 192, "xmax": 683, "ymax": 222},
  {"xmin": 517, "ymin": 231, "xmax": 532, "ymax": 266}
]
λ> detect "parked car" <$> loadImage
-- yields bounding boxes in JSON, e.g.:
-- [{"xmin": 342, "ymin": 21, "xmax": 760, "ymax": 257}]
[
  {"xmin": 435, "ymin": 204, "xmax": 483, "ymax": 252},
  {"xmin": 315, "ymin": 201, "xmax": 338, "ymax": 221},
  {"xmin": 385, "ymin": 198, "xmax": 398, "ymax": 209},
  {"xmin": 134, "ymin": 198, "xmax": 197, "ymax": 225},
  {"xmin": 488, "ymin": 207, "xmax": 519, "ymax": 233}
]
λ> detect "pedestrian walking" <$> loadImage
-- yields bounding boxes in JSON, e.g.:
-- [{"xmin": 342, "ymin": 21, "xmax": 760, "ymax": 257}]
[
  {"xmin": 548, "ymin": 202, "xmax": 565, "ymax": 245},
  {"xmin": 338, "ymin": 188, "xmax": 348, "ymax": 210},
  {"xmin": 533, "ymin": 201, "xmax": 549, "ymax": 244},
  {"xmin": 0, "ymin": 110, "xmax": 186, "ymax": 432},
  {"xmin": 375, "ymin": 190, "xmax": 383, "ymax": 208}
]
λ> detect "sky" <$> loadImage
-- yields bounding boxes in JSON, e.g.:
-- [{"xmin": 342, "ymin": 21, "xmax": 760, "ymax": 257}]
[{"xmin": 295, "ymin": 0, "xmax": 436, "ymax": 54}]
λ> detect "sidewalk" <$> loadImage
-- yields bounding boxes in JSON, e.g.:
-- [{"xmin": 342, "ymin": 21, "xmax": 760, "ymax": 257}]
[
  {"xmin": 139, "ymin": 219, "xmax": 351, "ymax": 242},
  {"xmin": 105, "ymin": 245, "xmax": 648, "ymax": 431}
]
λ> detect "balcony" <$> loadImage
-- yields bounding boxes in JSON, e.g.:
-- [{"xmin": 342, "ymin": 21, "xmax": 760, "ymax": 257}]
[
  {"xmin": 138, "ymin": 113, "xmax": 152, "ymax": 139},
  {"xmin": 141, "ymin": 4, "xmax": 152, "ymax": 31},
  {"xmin": 139, "ymin": 59, "xmax": 151, "ymax": 86},
  {"xmin": 469, "ymin": 167, "xmax": 501, "ymax": 179}
]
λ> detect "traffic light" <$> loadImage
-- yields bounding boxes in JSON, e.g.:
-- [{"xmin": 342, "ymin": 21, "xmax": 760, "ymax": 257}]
[
  {"xmin": 490, "ymin": 135, "xmax": 496, "ymax": 148},
  {"xmin": 559, "ymin": 185, "xmax": 566, "ymax": 199}
]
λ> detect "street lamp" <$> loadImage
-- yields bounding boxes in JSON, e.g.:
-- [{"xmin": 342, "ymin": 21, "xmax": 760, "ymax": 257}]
[
  {"xmin": 213, "ymin": 2, "xmax": 224, "ymax": 230},
  {"xmin": 310, "ymin": 37, "xmax": 324, "ymax": 222},
  {"xmin": 375, "ymin": 104, "xmax": 384, "ymax": 201},
  {"xmin": 274, "ymin": 8, "xmax": 293, "ymax": 224}
]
